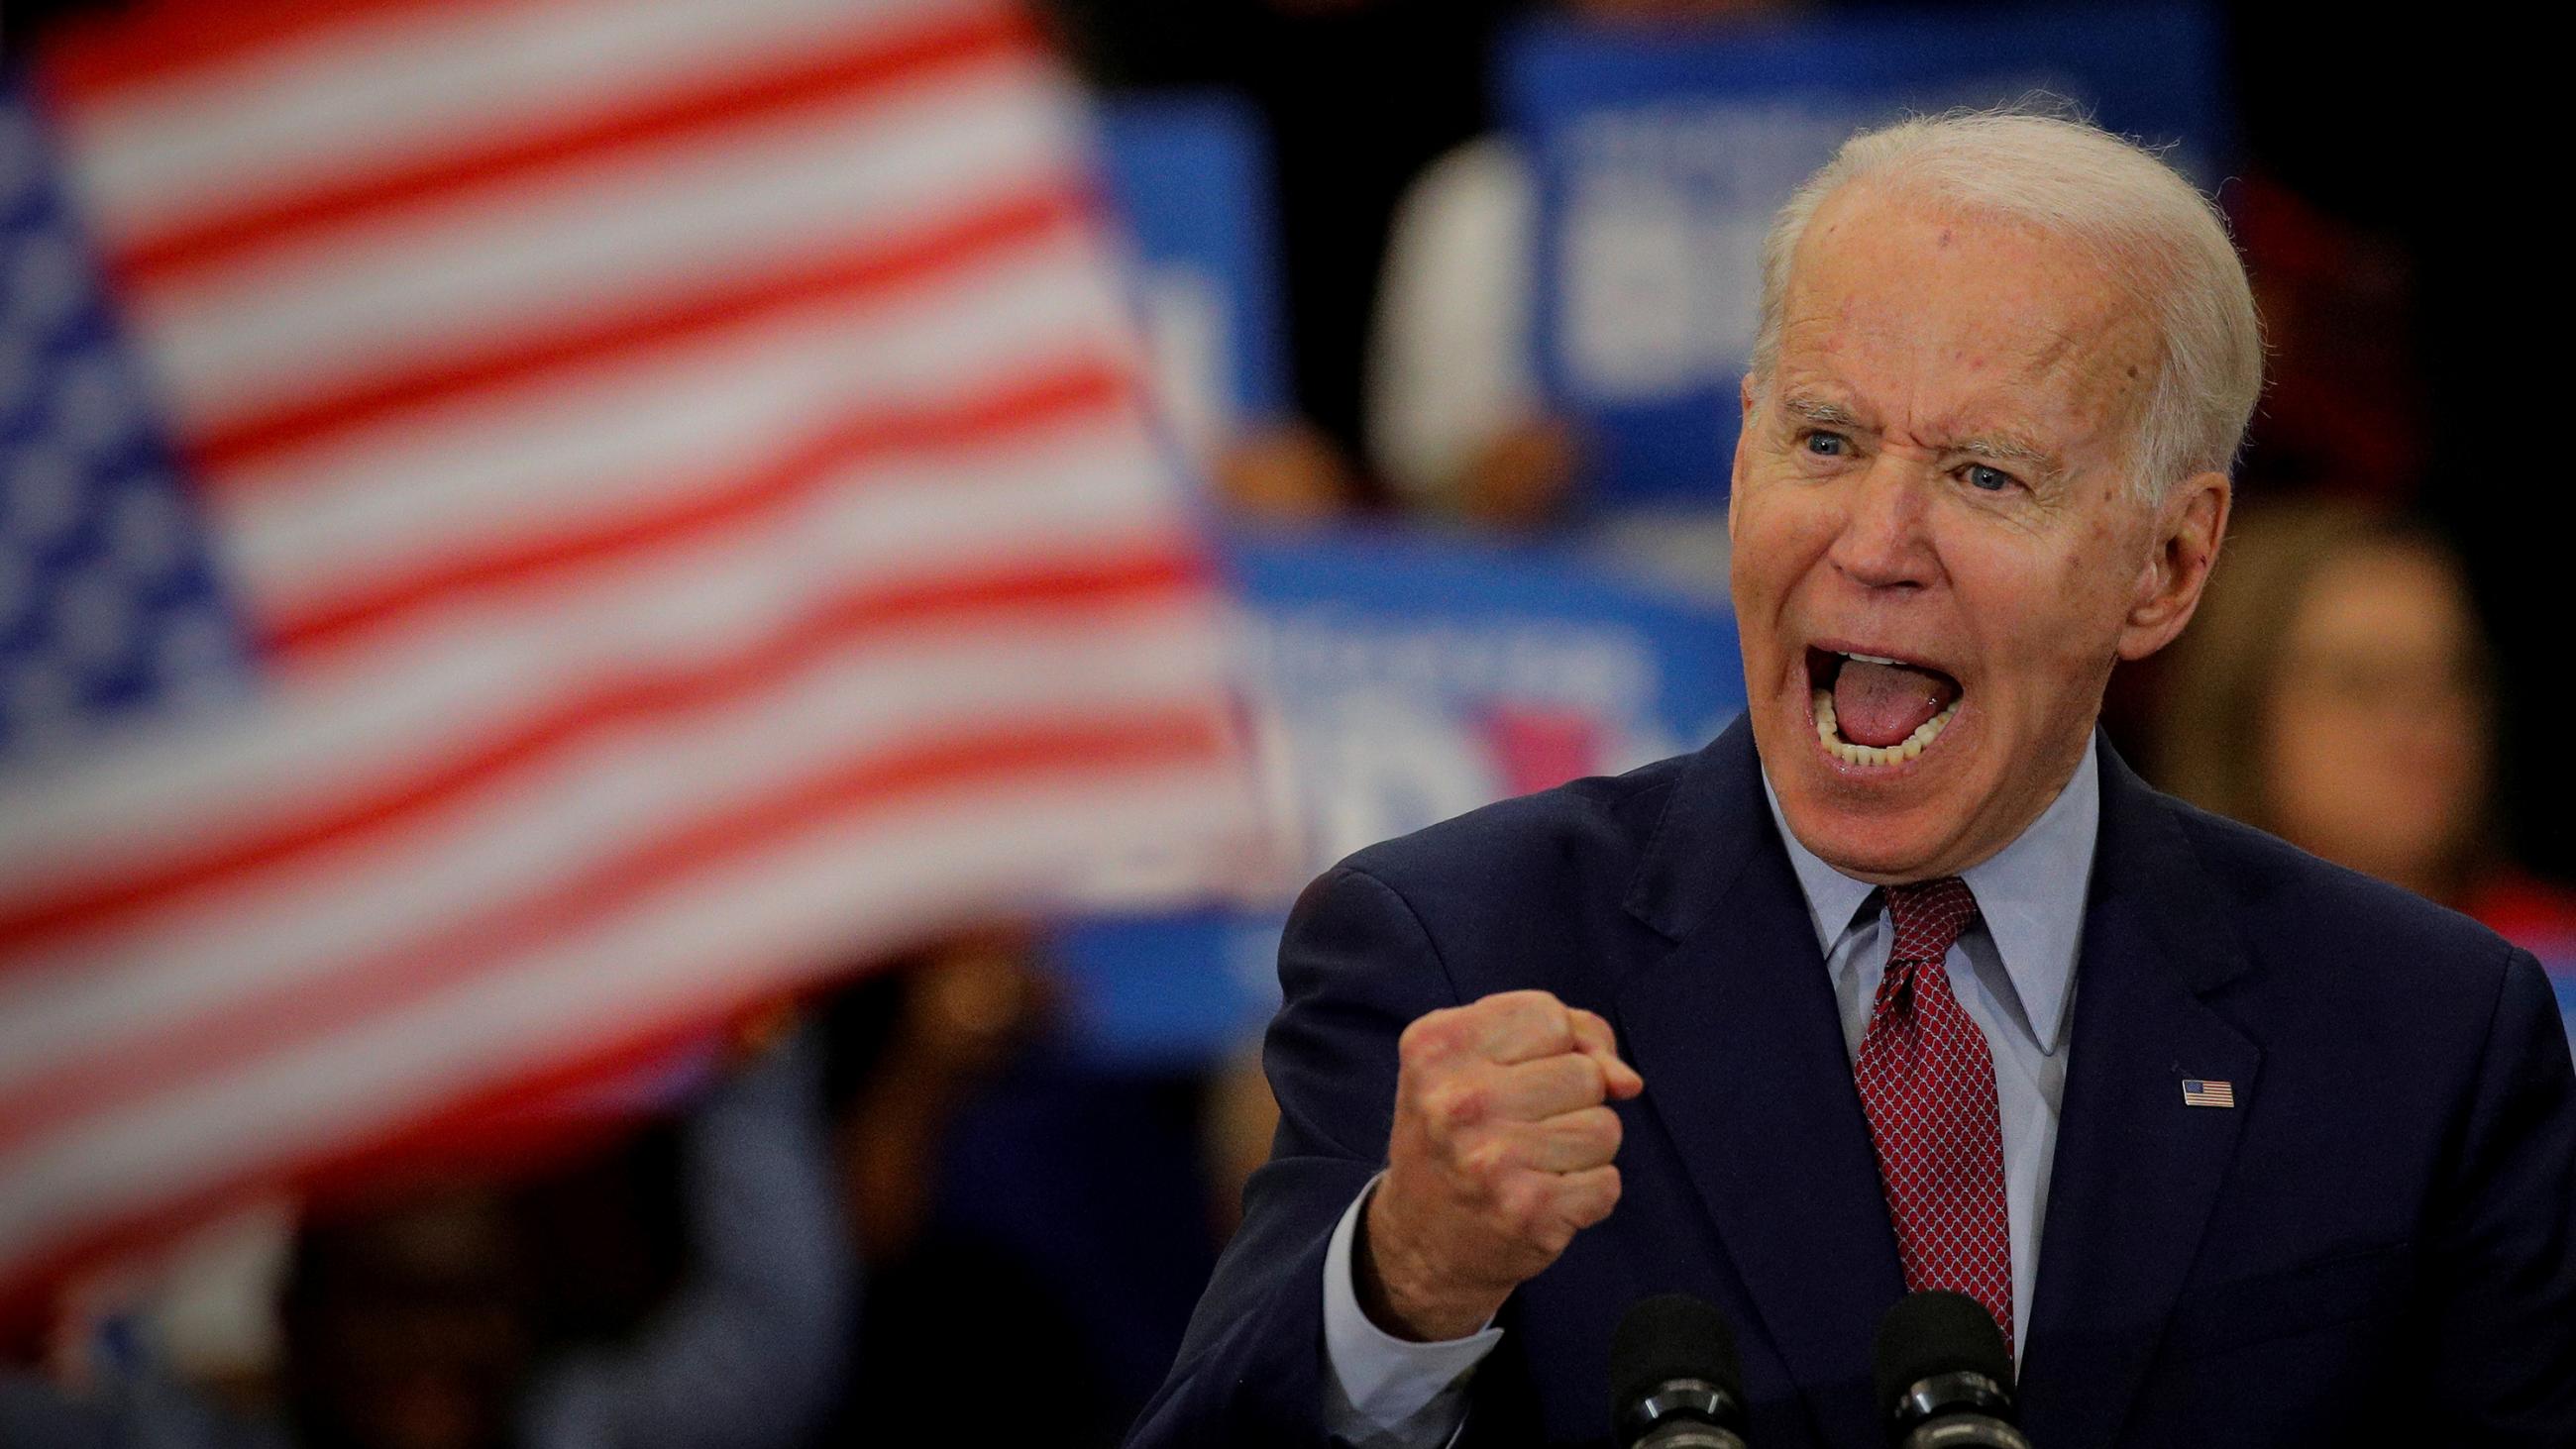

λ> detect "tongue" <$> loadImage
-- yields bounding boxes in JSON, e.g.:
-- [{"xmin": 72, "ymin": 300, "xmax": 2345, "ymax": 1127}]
[{"xmin": 1833, "ymin": 660, "xmax": 1951, "ymax": 748}]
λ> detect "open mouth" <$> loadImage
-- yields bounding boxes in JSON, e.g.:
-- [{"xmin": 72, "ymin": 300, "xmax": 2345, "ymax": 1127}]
[{"xmin": 1805, "ymin": 647, "xmax": 1962, "ymax": 768}]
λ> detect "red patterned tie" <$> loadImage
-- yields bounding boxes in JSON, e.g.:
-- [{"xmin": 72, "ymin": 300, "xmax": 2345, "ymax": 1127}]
[{"xmin": 1855, "ymin": 877, "xmax": 2014, "ymax": 1352}]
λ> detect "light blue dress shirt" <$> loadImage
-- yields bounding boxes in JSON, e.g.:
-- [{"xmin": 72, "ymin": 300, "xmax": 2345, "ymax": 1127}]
[{"xmin": 1320, "ymin": 740, "xmax": 2102, "ymax": 1447}]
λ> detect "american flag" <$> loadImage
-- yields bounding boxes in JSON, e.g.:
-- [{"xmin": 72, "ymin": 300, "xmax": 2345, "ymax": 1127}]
[
  {"xmin": 0, "ymin": 0, "xmax": 1245, "ymax": 1322},
  {"xmin": 2181, "ymin": 1079, "xmax": 2236, "ymax": 1108}
]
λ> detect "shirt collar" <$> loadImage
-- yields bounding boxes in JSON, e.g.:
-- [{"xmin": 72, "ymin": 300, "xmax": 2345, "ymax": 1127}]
[{"xmin": 1759, "ymin": 737, "xmax": 2100, "ymax": 1054}]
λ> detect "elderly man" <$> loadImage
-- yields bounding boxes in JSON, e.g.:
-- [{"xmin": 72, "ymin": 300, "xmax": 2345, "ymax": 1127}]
[{"xmin": 1128, "ymin": 112, "xmax": 2576, "ymax": 1448}]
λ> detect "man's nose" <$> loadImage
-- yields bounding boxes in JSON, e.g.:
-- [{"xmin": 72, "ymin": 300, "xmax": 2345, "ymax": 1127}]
[{"xmin": 1827, "ymin": 459, "xmax": 1938, "ymax": 589}]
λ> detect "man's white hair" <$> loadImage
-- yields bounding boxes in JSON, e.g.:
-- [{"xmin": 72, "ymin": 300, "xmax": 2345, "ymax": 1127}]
[{"xmin": 1748, "ymin": 107, "xmax": 2263, "ymax": 504}]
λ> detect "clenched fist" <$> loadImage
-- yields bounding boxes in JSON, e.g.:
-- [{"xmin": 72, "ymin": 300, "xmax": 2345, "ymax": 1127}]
[{"xmin": 1357, "ymin": 989, "xmax": 1645, "ymax": 1341}]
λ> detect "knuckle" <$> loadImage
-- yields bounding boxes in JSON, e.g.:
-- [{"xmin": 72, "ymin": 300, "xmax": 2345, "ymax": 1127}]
[
  {"xmin": 1459, "ymin": 1138, "xmax": 1513, "ymax": 1184},
  {"xmin": 1538, "ymin": 1004, "xmax": 1577, "ymax": 1050},
  {"xmin": 1569, "ymin": 1055, "xmax": 1610, "ymax": 1103},
  {"xmin": 1400, "ymin": 1010, "xmax": 1461, "ymax": 1063},
  {"xmin": 1514, "ymin": 1055, "xmax": 1576, "ymax": 1111},
  {"xmin": 1560, "ymin": 1106, "xmax": 1619, "ymax": 1157},
  {"xmin": 1587, "ymin": 1105, "xmax": 1625, "ymax": 1148},
  {"xmin": 1496, "ymin": 1180, "xmax": 1548, "ymax": 1238},
  {"xmin": 1495, "ymin": 989, "xmax": 1570, "ymax": 1039},
  {"xmin": 1533, "ymin": 1055, "xmax": 1602, "ymax": 1113},
  {"xmin": 1427, "ymin": 1081, "xmax": 1488, "ymax": 1131},
  {"xmin": 1590, "ymin": 1167, "xmax": 1626, "ymax": 1216},
  {"xmin": 1535, "ymin": 1215, "xmax": 1578, "ymax": 1255}
]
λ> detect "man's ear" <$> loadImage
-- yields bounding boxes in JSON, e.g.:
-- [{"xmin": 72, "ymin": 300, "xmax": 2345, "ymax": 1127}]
[
  {"xmin": 2116, "ymin": 469, "xmax": 2229, "ymax": 662},
  {"xmin": 1728, "ymin": 374, "xmax": 1760, "ymax": 530}
]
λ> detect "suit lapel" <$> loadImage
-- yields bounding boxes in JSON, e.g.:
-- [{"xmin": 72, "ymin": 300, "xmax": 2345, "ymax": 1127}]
[
  {"xmin": 2016, "ymin": 743, "xmax": 2260, "ymax": 1448},
  {"xmin": 1614, "ymin": 719, "xmax": 1901, "ymax": 1448}
]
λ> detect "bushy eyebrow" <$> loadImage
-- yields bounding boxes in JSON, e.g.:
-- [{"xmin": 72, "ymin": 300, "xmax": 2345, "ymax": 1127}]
[
  {"xmin": 1777, "ymin": 392, "xmax": 2062, "ymax": 480},
  {"xmin": 1778, "ymin": 393, "xmax": 1862, "ymax": 430},
  {"xmin": 1950, "ymin": 431, "xmax": 2057, "ymax": 471}
]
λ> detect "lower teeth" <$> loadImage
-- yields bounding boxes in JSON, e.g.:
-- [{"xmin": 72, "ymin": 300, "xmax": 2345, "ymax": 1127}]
[{"xmin": 1811, "ymin": 689, "xmax": 1957, "ymax": 767}]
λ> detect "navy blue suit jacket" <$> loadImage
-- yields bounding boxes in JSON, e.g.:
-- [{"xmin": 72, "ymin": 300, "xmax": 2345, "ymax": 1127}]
[{"xmin": 1128, "ymin": 720, "xmax": 2576, "ymax": 1447}]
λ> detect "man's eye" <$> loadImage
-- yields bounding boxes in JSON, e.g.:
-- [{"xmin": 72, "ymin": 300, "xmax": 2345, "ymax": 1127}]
[
  {"xmin": 1964, "ymin": 464, "xmax": 2017, "ymax": 492},
  {"xmin": 1803, "ymin": 431, "xmax": 1848, "ymax": 457}
]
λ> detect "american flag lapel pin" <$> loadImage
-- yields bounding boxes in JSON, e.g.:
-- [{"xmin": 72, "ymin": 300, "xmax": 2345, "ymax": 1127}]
[{"xmin": 2181, "ymin": 1078, "xmax": 2237, "ymax": 1108}]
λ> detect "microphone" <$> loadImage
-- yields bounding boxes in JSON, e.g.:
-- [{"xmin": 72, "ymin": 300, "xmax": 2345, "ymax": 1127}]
[
  {"xmin": 1871, "ymin": 1292, "xmax": 2032, "ymax": 1449},
  {"xmin": 1610, "ymin": 1293, "xmax": 1752, "ymax": 1449}
]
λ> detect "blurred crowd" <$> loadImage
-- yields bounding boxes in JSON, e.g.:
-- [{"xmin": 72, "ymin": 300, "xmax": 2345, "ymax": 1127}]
[{"xmin": 4, "ymin": 1, "xmax": 2566, "ymax": 1445}]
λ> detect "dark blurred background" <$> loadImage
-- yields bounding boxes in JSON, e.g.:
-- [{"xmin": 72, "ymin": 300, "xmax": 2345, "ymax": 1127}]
[{"xmin": 1043, "ymin": 0, "xmax": 2562, "ymax": 879}]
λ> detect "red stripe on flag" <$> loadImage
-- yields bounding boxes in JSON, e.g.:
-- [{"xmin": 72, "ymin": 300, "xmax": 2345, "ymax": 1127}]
[
  {"xmin": 292, "ymin": 1027, "xmax": 732, "ymax": 1213},
  {"xmin": 264, "ymin": 355, "xmax": 1133, "ymax": 661},
  {"xmin": 110, "ymin": 9, "xmax": 1040, "ymax": 286},
  {"xmin": 0, "ymin": 996, "xmax": 814, "ymax": 1345},
  {"xmin": 185, "ymin": 179, "xmax": 1093, "ymax": 476},
  {"xmin": 0, "ymin": 704, "xmax": 1231, "ymax": 1161},
  {"xmin": 0, "ymin": 547, "xmax": 1209, "ymax": 961}
]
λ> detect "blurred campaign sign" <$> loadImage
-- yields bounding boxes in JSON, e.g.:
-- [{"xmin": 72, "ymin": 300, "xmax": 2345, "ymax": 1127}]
[
  {"xmin": 2552, "ymin": 965, "xmax": 2576, "ymax": 1057},
  {"xmin": 2483, "ymin": 890, "xmax": 2576, "ymax": 1053},
  {"xmin": 1500, "ymin": 3, "xmax": 2231, "ymax": 509},
  {"xmin": 0, "ymin": 0, "xmax": 1244, "ymax": 1324},
  {"xmin": 1057, "ymin": 525, "xmax": 1744, "ymax": 1065},
  {"xmin": 1094, "ymin": 93, "xmax": 1292, "ymax": 465}
]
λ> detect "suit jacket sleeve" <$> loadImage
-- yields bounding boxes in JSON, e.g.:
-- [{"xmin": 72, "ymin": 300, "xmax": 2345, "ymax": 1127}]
[
  {"xmin": 1127, "ymin": 865, "xmax": 1467, "ymax": 1449},
  {"xmin": 2424, "ymin": 947, "xmax": 2576, "ymax": 1441}
]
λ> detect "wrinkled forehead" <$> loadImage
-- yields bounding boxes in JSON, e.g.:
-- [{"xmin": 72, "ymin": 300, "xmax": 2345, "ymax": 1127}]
[{"xmin": 1774, "ymin": 186, "xmax": 2162, "ymax": 448}]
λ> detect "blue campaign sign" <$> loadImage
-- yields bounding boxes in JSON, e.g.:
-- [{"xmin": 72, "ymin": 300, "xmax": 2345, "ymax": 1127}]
[
  {"xmin": 1499, "ymin": 3, "xmax": 2232, "ymax": 510},
  {"xmin": 2530, "ymin": 937, "xmax": 2576, "ymax": 1056},
  {"xmin": 2555, "ymin": 973, "xmax": 2576, "ymax": 1058},
  {"xmin": 1092, "ymin": 93, "xmax": 1292, "ymax": 459},
  {"xmin": 1053, "ymin": 525, "xmax": 1744, "ymax": 1066}
]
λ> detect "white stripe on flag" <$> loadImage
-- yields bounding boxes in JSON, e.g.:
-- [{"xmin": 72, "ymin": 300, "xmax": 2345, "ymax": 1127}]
[
  {"xmin": 0, "ymin": 602, "xmax": 1226, "ymax": 1094},
  {"xmin": 139, "ymin": 56, "xmax": 1078, "ymax": 433},
  {"xmin": 0, "ymin": 758, "xmax": 1240, "ymax": 1270},
  {"xmin": 62, "ymin": 0, "xmax": 1003, "ymax": 241},
  {"xmin": 219, "ymin": 250, "xmax": 1134, "ymax": 614},
  {"xmin": 0, "ymin": 408, "xmax": 1177, "ymax": 880}
]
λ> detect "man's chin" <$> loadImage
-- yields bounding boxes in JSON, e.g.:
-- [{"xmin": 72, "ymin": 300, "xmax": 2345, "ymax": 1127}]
[
  {"xmin": 1765, "ymin": 733, "xmax": 1985, "ymax": 883},
  {"xmin": 1777, "ymin": 802, "xmax": 1971, "ymax": 885}
]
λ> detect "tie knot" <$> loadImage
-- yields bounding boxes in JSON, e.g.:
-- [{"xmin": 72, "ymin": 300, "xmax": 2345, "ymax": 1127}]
[{"xmin": 1885, "ymin": 877, "xmax": 1980, "ymax": 965}]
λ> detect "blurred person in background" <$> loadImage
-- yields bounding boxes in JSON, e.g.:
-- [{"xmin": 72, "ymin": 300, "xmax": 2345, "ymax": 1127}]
[
  {"xmin": 1045, "ymin": 0, "xmax": 1526, "ymax": 508},
  {"xmin": 2179, "ymin": 10, "xmax": 2566, "ymax": 887},
  {"xmin": 2, "ymin": 1017, "xmax": 852, "ymax": 1449},
  {"xmin": 2, "ymin": 919, "xmax": 1179, "ymax": 1449},
  {"xmin": 1204, "ymin": 422, "xmax": 1367, "ymax": 524},
  {"xmin": 1367, "ymin": 0, "xmax": 1792, "ymax": 537},
  {"xmin": 273, "ymin": 1185, "xmax": 543, "ymax": 1449},
  {"xmin": 2148, "ymin": 501, "xmax": 2576, "ymax": 1016},
  {"xmin": 821, "ymin": 933, "xmax": 1238, "ymax": 1446}
]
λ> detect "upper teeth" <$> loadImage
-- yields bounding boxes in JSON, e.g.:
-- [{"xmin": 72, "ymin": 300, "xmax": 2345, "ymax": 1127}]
[{"xmin": 1842, "ymin": 652, "xmax": 1907, "ymax": 667}]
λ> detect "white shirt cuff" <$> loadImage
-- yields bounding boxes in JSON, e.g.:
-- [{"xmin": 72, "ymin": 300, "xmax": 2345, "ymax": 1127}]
[{"xmin": 1321, "ymin": 1174, "xmax": 1503, "ymax": 1445}]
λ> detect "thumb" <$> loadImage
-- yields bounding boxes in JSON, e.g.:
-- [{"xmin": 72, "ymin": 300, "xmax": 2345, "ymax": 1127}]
[{"xmin": 1569, "ymin": 1009, "xmax": 1645, "ymax": 1098}]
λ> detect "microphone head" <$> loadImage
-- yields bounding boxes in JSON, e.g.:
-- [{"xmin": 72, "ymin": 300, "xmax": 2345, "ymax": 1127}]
[
  {"xmin": 1872, "ymin": 1291, "xmax": 2014, "ymax": 1425},
  {"xmin": 1611, "ymin": 1293, "xmax": 1746, "ymax": 1444}
]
